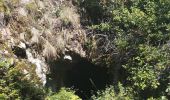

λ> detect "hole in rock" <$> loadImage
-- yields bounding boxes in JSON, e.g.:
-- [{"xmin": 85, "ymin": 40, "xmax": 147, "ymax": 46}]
[
  {"xmin": 12, "ymin": 46, "xmax": 27, "ymax": 58},
  {"xmin": 46, "ymin": 54, "xmax": 111, "ymax": 99}
]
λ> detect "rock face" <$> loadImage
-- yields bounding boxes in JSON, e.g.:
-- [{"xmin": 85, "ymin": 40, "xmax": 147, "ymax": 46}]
[
  {"xmin": 0, "ymin": 0, "xmax": 87, "ymax": 85},
  {"xmin": 26, "ymin": 49, "xmax": 47, "ymax": 85}
]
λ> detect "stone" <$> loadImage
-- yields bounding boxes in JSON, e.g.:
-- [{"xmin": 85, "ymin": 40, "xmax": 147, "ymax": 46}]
[
  {"xmin": 18, "ymin": 41, "xmax": 26, "ymax": 49},
  {"xmin": 18, "ymin": 7, "xmax": 27, "ymax": 16},
  {"xmin": 30, "ymin": 27, "xmax": 40, "ymax": 44},
  {"xmin": 64, "ymin": 55, "xmax": 72, "ymax": 61},
  {"xmin": 26, "ymin": 49, "xmax": 47, "ymax": 85},
  {"xmin": 21, "ymin": 0, "xmax": 31, "ymax": 5}
]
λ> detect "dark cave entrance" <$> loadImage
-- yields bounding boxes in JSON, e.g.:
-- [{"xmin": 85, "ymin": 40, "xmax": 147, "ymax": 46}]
[
  {"xmin": 46, "ymin": 54, "xmax": 111, "ymax": 99},
  {"xmin": 65, "ymin": 58, "xmax": 110, "ymax": 99}
]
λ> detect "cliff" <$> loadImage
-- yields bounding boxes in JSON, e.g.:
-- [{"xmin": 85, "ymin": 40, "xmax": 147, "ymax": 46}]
[{"xmin": 0, "ymin": 0, "xmax": 87, "ymax": 85}]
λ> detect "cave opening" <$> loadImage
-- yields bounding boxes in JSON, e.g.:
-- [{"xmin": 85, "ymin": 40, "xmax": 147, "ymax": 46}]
[
  {"xmin": 65, "ymin": 58, "xmax": 110, "ymax": 99},
  {"xmin": 12, "ymin": 46, "xmax": 27, "ymax": 58},
  {"xmin": 46, "ymin": 54, "xmax": 111, "ymax": 99}
]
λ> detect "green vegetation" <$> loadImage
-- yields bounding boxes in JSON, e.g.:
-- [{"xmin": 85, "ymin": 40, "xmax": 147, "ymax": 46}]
[
  {"xmin": 46, "ymin": 88, "xmax": 81, "ymax": 100},
  {"xmin": 0, "ymin": 0, "xmax": 10, "ymax": 14},
  {"xmin": 78, "ymin": 0, "xmax": 170, "ymax": 99},
  {"xmin": 0, "ymin": 58, "xmax": 46, "ymax": 99},
  {"xmin": 91, "ymin": 83, "xmax": 134, "ymax": 100},
  {"xmin": 0, "ymin": 0, "xmax": 170, "ymax": 99}
]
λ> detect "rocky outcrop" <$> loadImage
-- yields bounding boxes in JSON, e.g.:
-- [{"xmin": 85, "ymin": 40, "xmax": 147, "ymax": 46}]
[{"xmin": 0, "ymin": 0, "xmax": 87, "ymax": 85}]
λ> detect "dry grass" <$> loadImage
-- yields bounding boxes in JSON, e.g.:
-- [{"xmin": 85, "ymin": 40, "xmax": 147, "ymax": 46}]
[
  {"xmin": 2, "ymin": 0, "xmax": 86, "ymax": 60},
  {"xmin": 59, "ymin": 6, "xmax": 80, "ymax": 28},
  {"xmin": 43, "ymin": 31, "xmax": 66, "ymax": 57},
  {"xmin": 55, "ymin": 35, "xmax": 65, "ymax": 52},
  {"xmin": 42, "ymin": 40, "xmax": 57, "ymax": 60},
  {"xmin": 9, "ymin": 10, "xmax": 29, "ymax": 34},
  {"xmin": 0, "ymin": 0, "xmax": 6, "ymax": 12},
  {"xmin": 25, "ymin": 2, "xmax": 37, "ymax": 11},
  {"xmin": 6, "ymin": 0, "xmax": 21, "ymax": 8},
  {"xmin": 30, "ymin": 27, "xmax": 40, "ymax": 44},
  {"xmin": 15, "ymin": 60, "xmax": 42, "ymax": 85},
  {"xmin": 11, "ymin": 0, "xmax": 20, "ymax": 4}
]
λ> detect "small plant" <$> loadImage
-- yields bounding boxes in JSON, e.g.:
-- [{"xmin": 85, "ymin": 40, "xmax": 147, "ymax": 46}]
[
  {"xmin": 91, "ymin": 83, "xmax": 134, "ymax": 100},
  {"xmin": 0, "ymin": 94, "xmax": 7, "ymax": 100},
  {"xmin": 46, "ymin": 87, "xmax": 81, "ymax": 100},
  {"xmin": 43, "ymin": 40, "xmax": 57, "ymax": 60},
  {"xmin": 0, "ymin": 0, "xmax": 5, "ymax": 12},
  {"xmin": 59, "ymin": 6, "xmax": 80, "ymax": 28},
  {"xmin": 26, "ymin": 2, "xmax": 42, "ymax": 20},
  {"xmin": 0, "ymin": 0, "xmax": 10, "ymax": 13},
  {"xmin": 0, "ymin": 44, "xmax": 45, "ymax": 99},
  {"xmin": 26, "ymin": 2, "xmax": 37, "ymax": 11},
  {"xmin": 11, "ymin": 0, "xmax": 20, "ymax": 5}
]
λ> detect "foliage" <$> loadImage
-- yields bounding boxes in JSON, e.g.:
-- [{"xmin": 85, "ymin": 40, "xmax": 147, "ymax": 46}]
[
  {"xmin": 124, "ymin": 44, "xmax": 169, "ymax": 90},
  {"xmin": 0, "ymin": 0, "xmax": 170, "ymax": 99},
  {"xmin": 91, "ymin": 83, "xmax": 134, "ymax": 100},
  {"xmin": 25, "ymin": 2, "xmax": 42, "ymax": 21},
  {"xmin": 46, "ymin": 87, "xmax": 81, "ymax": 100},
  {"xmin": 0, "ymin": 0, "xmax": 10, "ymax": 14},
  {"xmin": 0, "ymin": 53, "xmax": 45, "ymax": 99},
  {"xmin": 26, "ymin": 2, "xmax": 37, "ymax": 11},
  {"xmin": 59, "ymin": 6, "xmax": 80, "ymax": 28},
  {"xmin": 81, "ymin": 0, "xmax": 170, "ymax": 99}
]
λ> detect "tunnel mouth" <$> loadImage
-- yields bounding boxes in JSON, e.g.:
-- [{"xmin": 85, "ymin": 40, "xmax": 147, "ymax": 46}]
[
  {"xmin": 65, "ymin": 58, "xmax": 110, "ymax": 99},
  {"xmin": 12, "ymin": 46, "xmax": 27, "ymax": 58},
  {"xmin": 46, "ymin": 53, "xmax": 111, "ymax": 99}
]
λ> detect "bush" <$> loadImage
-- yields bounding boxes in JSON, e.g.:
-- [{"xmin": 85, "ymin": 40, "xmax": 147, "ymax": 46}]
[
  {"xmin": 46, "ymin": 87, "xmax": 81, "ymax": 100},
  {"xmin": 59, "ymin": 6, "xmax": 80, "ymax": 28},
  {"xmin": 91, "ymin": 83, "xmax": 134, "ymax": 100},
  {"xmin": 0, "ymin": 56, "xmax": 46, "ymax": 99}
]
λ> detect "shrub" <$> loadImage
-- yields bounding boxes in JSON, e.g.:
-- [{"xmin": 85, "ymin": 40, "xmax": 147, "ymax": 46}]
[
  {"xmin": 91, "ymin": 83, "xmax": 134, "ymax": 100},
  {"xmin": 46, "ymin": 87, "xmax": 81, "ymax": 100},
  {"xmin": 0, "ymin": 53, "xmax": 46, "ymax": 99},
  {"xmin": 0, "ymin": 0, "xmax": 10, "ymax": 13},
  {"xmin": 59, "ymin": 6, "xmax": 80, "ymax": 28}
]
